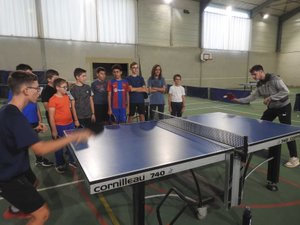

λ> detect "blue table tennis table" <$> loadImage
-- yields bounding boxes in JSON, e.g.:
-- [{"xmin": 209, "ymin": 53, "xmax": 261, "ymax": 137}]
[{"xmin": 65, "ymin": 112, "xmax": 300, "ymax": 225}]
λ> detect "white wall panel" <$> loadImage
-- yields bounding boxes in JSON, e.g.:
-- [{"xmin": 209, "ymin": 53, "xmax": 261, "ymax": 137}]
[
  {"xmin": 0, "ymin": 37, "xmax": 43, "ymax": 71},
  {"xmin": 281, "ymin": 13, "xmax": 300, "ymax": 52},
  {"xmin": 200, "ymin": 50, "xmax": 249, "ymax": 88},
  {"xmin": 250, "ymin": 16, "xmax": 278, "ymax": 52},
  {"xmin": 138, "ymin": 45, "xmax": 201, "ymax": 86},
  {"xmin": 172, "ymin": 1, "xmax": 199, "ymax": 47},
  {"xmin": 138, "ymin": 0, "xmax": 171, "ymax": 46}
]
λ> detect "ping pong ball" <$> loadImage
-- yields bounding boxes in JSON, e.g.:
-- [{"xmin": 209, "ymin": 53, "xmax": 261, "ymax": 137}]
[{"xmin": 223, "ymin": 95, "xmax": 227, "ymax": 98}]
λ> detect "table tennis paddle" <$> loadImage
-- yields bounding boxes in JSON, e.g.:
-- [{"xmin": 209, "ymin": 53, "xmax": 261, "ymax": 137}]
[
  {"xmin": 223, "ymin": 93, "xmax": 236, "ymax": 100},
  {"xmin": 85, "ymin": 123, "xmax": 104, "ymax": 135}
]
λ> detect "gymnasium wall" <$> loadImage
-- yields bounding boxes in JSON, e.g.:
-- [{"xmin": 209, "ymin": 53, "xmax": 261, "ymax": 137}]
[
  {"xmin": 278, "ymin": 13, "xmax": 300, "ymax": 87},
  {"xmin": 0, "ymin": 0, "xmax": 299, "ymax": 87}
]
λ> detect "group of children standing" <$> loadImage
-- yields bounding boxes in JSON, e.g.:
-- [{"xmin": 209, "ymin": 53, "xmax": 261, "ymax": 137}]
[
  {"xmin": 6, "ymin": 62, "xmax": 185, "ymax": 174},
  {"xmin": 92, "ymin": 62, "xmax": 186, "ymax": 124}
]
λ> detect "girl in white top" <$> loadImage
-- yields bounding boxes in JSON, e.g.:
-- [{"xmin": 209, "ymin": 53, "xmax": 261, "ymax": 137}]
[{"xmin": 168, "ymin": 74, "xmax": 186, "ymax": 117}]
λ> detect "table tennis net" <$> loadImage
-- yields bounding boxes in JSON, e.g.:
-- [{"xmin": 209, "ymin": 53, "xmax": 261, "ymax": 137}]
[{"xmin": 153, "ymin": 111, "xmax": 247, "ymax": 149}]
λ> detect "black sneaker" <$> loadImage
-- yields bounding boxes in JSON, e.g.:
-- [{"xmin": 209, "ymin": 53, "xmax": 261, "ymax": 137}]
[
  {"xmin": 55, "ymin": 165, "xmax": 67, "ymax": 174},
  {"xmin": 266, "ymin": 182, "xmax": 278, "ymax": 191},
  {"xmin": 35, "ymin": 158, "xmax": 54, "ymax": 168}
]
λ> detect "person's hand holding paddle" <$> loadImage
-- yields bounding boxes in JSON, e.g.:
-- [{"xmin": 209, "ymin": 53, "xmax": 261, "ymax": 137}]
[
  {"xmin": 223, "ymin": 93, "xmax": 238, "ymax": 103},
  {"xmin": 69, "ymin": 129, "xmax": 94, "ymax": 143},
  {"xmin": 69, "ymin": 122, "xmax": 104, "ymax": 143}
]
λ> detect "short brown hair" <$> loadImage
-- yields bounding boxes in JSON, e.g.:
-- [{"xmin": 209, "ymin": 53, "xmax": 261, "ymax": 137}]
[
  {"xmin": 130, "ymin": 62, "xmax": 138, "ymax": 69},
  {"xmin": 96, "ymin": 67, "xmax": 106, "ymax": 74},
  {"xmin": 46, "ymin": 69, "xmax": 59, "ymax": 80},
  {"xmin": 53, "ymin": 78, "xmax": 67, "ymax": 88},
  {"xmin": 173, "ymin": 74, "xmax": 181, "ymax": 81},
  {"xmin": 249, "ymin": 65, "xmax": 263, "ymax": 73},
  {"xmin": 73, "ymin": 68, "xmax": 86, "ymax": 79},
  {"xmin": 112, "ymin": 64, "xmax": 122, "ymax": 71},
  {"xmin": 8, "ymin": 71, "xmax": 38, "ymax": 94}
]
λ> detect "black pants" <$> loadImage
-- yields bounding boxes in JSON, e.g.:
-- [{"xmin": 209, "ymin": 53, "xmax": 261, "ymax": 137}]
[
  {"xmin": 149, "ymin": 104, "xmax": 164, "ymax": 120},
  {"xmin": 78, "ymin": 118, "xmax": 93, "ymax": 128},
  {"xmin": 94, "ymin": 104, "xmax": 108, "ymax": 125},
  {"xmin": 262, "ymin": 103, "xmax": 297, "ymax": 183},
  {"xmin": 171, "ymin": 102, "xmax": 183, "ymax": 117}
]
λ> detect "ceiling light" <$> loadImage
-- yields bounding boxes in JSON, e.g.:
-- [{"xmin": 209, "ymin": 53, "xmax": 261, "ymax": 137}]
[
  {"xmin": 263, "ymin": 13, "xmax": 269, "ymax": 19},
  {"xmin": 226, "ymin": 6, "xmax": 232, "ymax": 12},
  {"xmin": 164, "ymin": 0, "xmax": 173, "ymax": 4}
]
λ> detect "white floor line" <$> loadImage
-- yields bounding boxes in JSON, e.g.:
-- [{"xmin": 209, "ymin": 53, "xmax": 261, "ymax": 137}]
[
  {"xmin": 0, "ymin": 180, "xmax": 84, "ymax": 201},
  {"xmin": 37, "ymin": 179, "xmax": 84, "ymax": 192}
]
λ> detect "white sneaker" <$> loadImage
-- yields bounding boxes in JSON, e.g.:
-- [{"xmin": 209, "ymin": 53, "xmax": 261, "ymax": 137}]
[{"xmin": 284, "ymin": 157, "xmax": 300, "ymax": 168}]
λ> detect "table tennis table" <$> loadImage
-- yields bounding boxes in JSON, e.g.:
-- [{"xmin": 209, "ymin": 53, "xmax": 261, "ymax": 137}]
[{"xmin": 65, "ymin": 112, "xmax": 300, "ymax": 225}]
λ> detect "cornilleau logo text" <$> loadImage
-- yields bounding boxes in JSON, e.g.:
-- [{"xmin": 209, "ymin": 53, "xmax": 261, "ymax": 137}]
[
  {"xmin": 93, "ymin": 175, "xmax": 145, "ymax": 192},
  {"xmin": 280, "ymin": 134, "xmax": 300, "ymax": 144}
]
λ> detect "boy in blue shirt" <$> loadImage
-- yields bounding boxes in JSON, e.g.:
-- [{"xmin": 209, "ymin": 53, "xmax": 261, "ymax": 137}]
[
  {"xmin": 8, "ymin": 64, "xmax": 53, "ymax": 167},
  {"xmin": 126, "ymin": 62, "xmax": 148, "ymax": 123},
  {"xmin": 0, "ymin": 71, "xmax": 92, "ymax": 224},
  {"xmin": 91, "ymin": 67, "xmax": 109, "ymax": 124}
]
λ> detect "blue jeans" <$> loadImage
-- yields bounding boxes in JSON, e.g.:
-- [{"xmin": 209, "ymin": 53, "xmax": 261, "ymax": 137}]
[{"xmin": 54, "ymin": 123, "xmax": 75, "ymax": 166}]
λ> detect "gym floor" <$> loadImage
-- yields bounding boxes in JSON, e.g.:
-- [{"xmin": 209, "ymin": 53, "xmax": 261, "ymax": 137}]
[{"xmin": 1, "ymin": 88, "xmax": 300, "ymax": 225}]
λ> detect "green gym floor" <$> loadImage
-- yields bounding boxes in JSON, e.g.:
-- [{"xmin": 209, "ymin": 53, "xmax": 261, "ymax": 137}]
[{"xmin": 1, "ymin": 88, "xmax": 300, "ymax": 225}]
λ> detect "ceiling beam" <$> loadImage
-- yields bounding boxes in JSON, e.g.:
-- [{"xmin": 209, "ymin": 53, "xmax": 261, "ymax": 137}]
[
  {"xmin": 200, "ymin": 0, "xmax": 211, "ymax": 13},
  {"xmin": 279, "ymin": 6, "xmax": 300, "ymax": 22},
  {"xmin": 250, "ymin": 0, "xmax": 279, "ymax": 18}
]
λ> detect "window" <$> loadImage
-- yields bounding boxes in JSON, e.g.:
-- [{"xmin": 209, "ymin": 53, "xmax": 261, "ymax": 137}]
[
  {"xmin": 0, "ymin": 0, "xmax": 38, "ymax": 37},
  {"xmin": 97, "ymin": 0, "xmax": 136, "ymax": 44},
  {"xmin": 41, "ymin": 0, "xmax": 97, "ymax": 41},
  {"xmin": 0, "ymin": 0, "xmax": 136, "ymax": 44},
  {"xmin": 202, "ymin": 6, "xmax": 250, "ymax": 51}
]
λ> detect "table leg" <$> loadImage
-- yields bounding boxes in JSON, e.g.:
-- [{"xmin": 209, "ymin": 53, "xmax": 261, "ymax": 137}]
[{"xmin": 133, "ymin": 182, "xmax": 145, "ymax": 225}]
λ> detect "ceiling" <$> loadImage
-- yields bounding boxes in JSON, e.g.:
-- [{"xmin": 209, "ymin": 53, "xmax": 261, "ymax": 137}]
[{"xmin": 202, "ymin": 0, "xmax": 300, "ymax": 18}]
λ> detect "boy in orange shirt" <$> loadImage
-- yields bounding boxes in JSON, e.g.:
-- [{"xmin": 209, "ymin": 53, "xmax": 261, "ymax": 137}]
[{"xmin": 48, "ymin": 78, "xmax": 76, "ymax": 173}]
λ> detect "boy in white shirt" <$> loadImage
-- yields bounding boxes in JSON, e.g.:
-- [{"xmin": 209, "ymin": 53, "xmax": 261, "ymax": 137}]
[{"xmin": 168, "ymin": 74, "xmax": 185, "ymax": 117}]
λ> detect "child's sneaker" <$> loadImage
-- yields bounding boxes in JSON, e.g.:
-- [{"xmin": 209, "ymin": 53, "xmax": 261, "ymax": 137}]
[
  {"xmin": 68, "ymin": 161, "xmax": 77, "ymax": 169},
  {"xmin": 55, "ymin": 165, "xmax": 67, "ymax": 173},
  {"xmin": 3, "ymin": 208, "xmax": 31, "ymax": 219},
  {"xmin": 35, "ymin": 158, "xmax": 54, "ymax": 168},
  {"xmin": 284, "ymin": 157, "xmax": 300, "ymax": 168}
]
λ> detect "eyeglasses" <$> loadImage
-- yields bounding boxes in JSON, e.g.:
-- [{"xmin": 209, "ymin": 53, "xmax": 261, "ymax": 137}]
[
  {"xmin": 59, "ymin": 86, "xmax": 68, "ymax": 90},
  {"xmin": 27, "ymin": 86, "xmax": 41, "ymax": 91},
  {"xmin": 131, "ymin": 66, "xmax": 139, "ymax": 69},
  {"xmin": 175, "ymin": 78, "xmax": 181, "ymax": 80}
]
